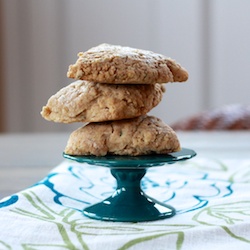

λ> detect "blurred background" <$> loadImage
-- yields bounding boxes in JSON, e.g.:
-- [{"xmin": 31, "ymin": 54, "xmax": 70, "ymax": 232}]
[{"xmin": 0, "ymin": 0, "xmax": 250, "ymax": 133}]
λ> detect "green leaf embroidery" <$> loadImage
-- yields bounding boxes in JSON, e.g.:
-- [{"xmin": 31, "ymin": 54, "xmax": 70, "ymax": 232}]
[
  {"xmin": 193, "ymin": 201, "xmax": 250, "ymax": 243},
  {"xmin": 118, "ymin": 231, "xmax": 184, "ymax": 250},
  {"xmin": 0, "ymin": 240, "xmax": 12, "ymax": 250},
  {"xmin": 11, "ymin": 191, "xmax": 90, "ymax": 250}
]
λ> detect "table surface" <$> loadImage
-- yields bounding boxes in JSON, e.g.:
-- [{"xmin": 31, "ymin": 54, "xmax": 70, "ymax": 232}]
[
  {"xmin": 1, "ymin": 131, "xmax": 250, "ymax": 199},
  {"xmin": 1, "ymin": 131, "xmax": 250, "ymax": 250}
]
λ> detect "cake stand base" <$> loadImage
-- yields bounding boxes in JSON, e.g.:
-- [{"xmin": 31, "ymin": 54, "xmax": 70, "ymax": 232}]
[
  {"xmin": 83, "ymin": 168, "xmax": 175, "ymax": 222},
  {"xmin": 63, "ymin": 148, "xmax": 196, "ymax": 222}
]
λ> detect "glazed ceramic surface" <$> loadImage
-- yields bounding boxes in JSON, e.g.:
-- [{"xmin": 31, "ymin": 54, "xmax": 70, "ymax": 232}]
[{"xmin": 63, "ymin": 148, "xmax": 196, "ymax": 222}]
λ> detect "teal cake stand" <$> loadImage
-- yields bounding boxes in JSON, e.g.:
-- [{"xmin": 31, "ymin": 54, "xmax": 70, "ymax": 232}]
[{"xmin": 63, "ymin": 148, "xmax": 196, "ymax": 222}]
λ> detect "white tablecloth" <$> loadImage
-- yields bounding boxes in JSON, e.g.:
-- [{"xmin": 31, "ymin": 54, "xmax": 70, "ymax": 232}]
[{"xmin": 1, "ymin": 154, "xmax": 250, "ymax": 250}]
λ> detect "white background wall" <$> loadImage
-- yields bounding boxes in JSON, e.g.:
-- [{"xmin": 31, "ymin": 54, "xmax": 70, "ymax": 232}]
[{"xmin": 1, "ymin": 0, "xmax": 250, "ymax": 132}]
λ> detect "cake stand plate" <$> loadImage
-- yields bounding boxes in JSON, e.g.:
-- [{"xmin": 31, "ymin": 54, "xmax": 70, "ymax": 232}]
[{"xmin": 63, "ymin": 148, "xmax": 196, "ymax": 222}]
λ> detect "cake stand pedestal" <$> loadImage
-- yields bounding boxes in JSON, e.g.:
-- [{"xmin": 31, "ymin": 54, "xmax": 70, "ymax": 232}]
[{"xmin": 63, "ymin": 148, "xmax": 196, "ymax": 222}]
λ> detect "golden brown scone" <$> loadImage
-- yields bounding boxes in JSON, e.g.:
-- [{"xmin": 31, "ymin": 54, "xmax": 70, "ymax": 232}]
[
  {"xmin": 64, "ymin": 115, "xmax": 181, "ymax": 156},
  {"xmin": 67, "ymin": 43, "xmax": 188, "ymax": 84},
  {"xmin": 41, "ymin": 80, "xmax": 165, "ymax": 123}
]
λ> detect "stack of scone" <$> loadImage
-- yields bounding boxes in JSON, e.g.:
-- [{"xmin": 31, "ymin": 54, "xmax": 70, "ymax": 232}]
[{"xmin": 41, "ymin": 44, "xmax": 188, "ymax": 156}]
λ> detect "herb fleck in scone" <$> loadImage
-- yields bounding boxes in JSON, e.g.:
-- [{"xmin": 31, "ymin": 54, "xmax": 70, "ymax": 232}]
[
  {"xmin": 67, "ymin": 43, "xmax": 188, "ymax": 84},
  {"xmin": 64, "ymin": 115, "xmax": 181, "ymax": 156},
  {"xmin": 41, "ymin": 80, "xmax": 165, "ymax": 123}
]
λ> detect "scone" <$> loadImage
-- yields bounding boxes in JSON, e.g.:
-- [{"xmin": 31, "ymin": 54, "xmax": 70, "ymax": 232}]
[
  {"xmin": 67, "ymin": 43, "xmax": 188, "ymax": 84},
  {"xmin": 41, "ymin": 80, "xmax": 165, "ymax": 123},
  {"xmin": 64, "ymin": 115, "xmax": 181, "ymax": 156}
]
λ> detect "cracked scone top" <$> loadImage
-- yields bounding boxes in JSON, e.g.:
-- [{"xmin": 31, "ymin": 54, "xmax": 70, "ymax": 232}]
[
  {"xmin": 67, "ymin": 43, "xmax": 188, "ymax": 84},
  {"xmin": 64, "ymin": 115, "xmax": 181, "ymax": 156},
  {"xmin": 41, "ymin": 80, "xmax": 165, "ymax": 123}
]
